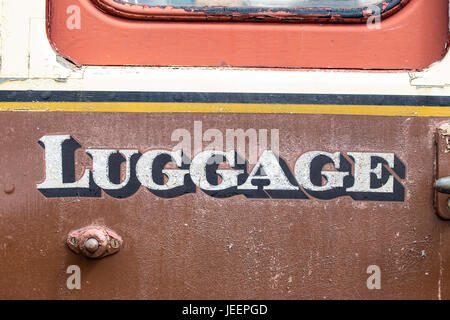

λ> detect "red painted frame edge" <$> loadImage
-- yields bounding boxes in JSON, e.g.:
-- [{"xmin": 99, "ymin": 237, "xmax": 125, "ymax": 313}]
[
  {"xmin": 48, "ymin": 0, "xmax": 449, "ymax": 69},
  {"xmin": 91, "ymin": 0, "xmax": 408, "ymax": 23}
]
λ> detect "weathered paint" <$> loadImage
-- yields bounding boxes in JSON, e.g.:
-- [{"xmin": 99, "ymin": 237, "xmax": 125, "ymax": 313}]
[
  {"xmin": 91, "ymin": 0, "xmax": 409, "ymax": 23},
  {"xmin": 36, "ymin": 135, "xmax": 403, "ymax": 201},
  {"xmin": 1, "ymin": 109, "xmax": 450, "ymax": 299},
  {"xmin": 0, "ymin": 0, "xmax": 450, "ymax": 301},
  {"xmin": 3, "ymin": 101, "xmax": 450, "ymax": 116},
  {"xmin": 66, "ymin": 225, "xmax": 123, "ymax": 259},
  {"xmin": 0, "ymin": 91, "xmax": 449, "ymax": 116},
  {"xmin": 48, "ymin": 0, "xmax": 449, "ymax": 69}
]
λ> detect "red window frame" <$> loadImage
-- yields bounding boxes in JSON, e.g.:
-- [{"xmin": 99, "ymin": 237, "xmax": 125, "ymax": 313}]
[{"xmin": 47, "ymin": 0, "xmax": 449, "ymax": 69}]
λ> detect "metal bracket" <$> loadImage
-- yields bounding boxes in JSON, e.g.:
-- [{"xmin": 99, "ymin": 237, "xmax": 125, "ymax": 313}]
[
  {"xmin": 435, "ymin": 122, "xmax": 450, "ymax": 219},
  {"xmin": 67, "ymin": 226, "xmax": 123, "ymax": 259}
]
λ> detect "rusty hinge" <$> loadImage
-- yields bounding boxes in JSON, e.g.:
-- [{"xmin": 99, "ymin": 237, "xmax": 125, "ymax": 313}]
[{"xmin": 435, "ymin": 122, "xmax": 450, "ymax": 219}]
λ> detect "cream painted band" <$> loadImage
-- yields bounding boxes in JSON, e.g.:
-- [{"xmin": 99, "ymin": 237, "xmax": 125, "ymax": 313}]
[{"xmin": 0, "ymin": 102, "xmax": 450, "ymax": 117}]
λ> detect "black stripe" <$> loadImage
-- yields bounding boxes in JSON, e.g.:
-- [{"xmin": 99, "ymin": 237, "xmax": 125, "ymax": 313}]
[{"xmin": 0, "ymin": 91, "xmax": 449, "ymax": 107}]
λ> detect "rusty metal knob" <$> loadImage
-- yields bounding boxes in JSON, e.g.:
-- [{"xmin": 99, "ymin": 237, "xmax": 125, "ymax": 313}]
[{"xmin": 67, "ymin": 226, "xmax": 123, "ymax": 259}]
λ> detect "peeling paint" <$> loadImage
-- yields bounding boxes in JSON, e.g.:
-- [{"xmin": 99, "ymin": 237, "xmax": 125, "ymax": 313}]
[
  {"xmin": 0, "ymin": 78, "xmax": 27, "ymax": 84},
  {"xmin": 93, "ymin": 0, "xmax": 409, "ymax": 23}
]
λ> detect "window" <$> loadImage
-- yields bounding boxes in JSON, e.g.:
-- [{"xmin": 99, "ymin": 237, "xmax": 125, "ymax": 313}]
[{"xmin": 48, "ymin": 0, "xmax": 449, "ymax": 69}]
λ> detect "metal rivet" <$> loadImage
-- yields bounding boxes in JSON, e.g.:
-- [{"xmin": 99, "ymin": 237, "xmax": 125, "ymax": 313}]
[
  {"xmin": 111, "ymin": 239, "xmax": 120, "ymax": 249},
  {"xmin": 85, "ymin": 238, "xmax": 99, "ymax": 253}
]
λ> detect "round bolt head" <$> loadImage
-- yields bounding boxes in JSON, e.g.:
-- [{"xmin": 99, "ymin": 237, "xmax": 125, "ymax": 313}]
[{"xmin": 85, "ymin": 238, "xmax": 99, "ymax": 253}]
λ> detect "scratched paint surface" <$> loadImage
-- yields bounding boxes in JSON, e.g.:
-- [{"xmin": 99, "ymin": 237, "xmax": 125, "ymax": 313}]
[{"xmin": 0, "ymin": 112, "xmax": 449, "ymax": 299}]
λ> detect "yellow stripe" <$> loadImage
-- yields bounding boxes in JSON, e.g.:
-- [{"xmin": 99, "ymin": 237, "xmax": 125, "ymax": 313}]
[{"xmin": 0, "ymin": 102, "xmax": 450, "ymax": 117}]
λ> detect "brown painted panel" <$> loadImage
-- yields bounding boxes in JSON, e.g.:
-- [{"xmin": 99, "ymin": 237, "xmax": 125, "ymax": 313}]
[{"xmin": 0, "ymin": 111, "xmax": 448, "ymax": 299}]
